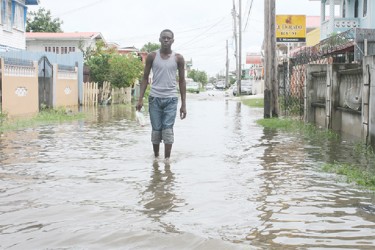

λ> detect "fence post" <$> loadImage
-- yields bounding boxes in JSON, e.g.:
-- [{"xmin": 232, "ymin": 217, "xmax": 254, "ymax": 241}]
[
  {"xmin": 325, "ymin": 64, "xmax": 334, "ymax": 129},
  {"xmin": 362, "ymin": 56, "xmax": 373, "ymax": 146}
]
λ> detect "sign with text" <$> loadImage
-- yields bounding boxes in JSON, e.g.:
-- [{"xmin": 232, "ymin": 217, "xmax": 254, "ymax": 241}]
[{"xmin": 276, "ymin": 15, "xmax": 306, "ymax": 43}]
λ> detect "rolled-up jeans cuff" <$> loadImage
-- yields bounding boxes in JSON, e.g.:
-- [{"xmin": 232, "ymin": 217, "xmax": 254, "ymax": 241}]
[
  {"xmin": 162, "ymin": 128, "xmax": 174, "ymax": 144},
  {"xmin": 151, "ymin": 130, "xmax": 162, "ymax": 144}
]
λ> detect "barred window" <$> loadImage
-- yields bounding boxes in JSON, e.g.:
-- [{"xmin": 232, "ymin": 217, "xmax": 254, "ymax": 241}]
[
  {"xmin": 4, "ymin": 0, "xmax": 12, "ymax": 31},
  {"xmin": 363, "ymin": 0, "xmax": 368, "ymax": 17},
  {"xmin": 13, "ymin": 2, "xmax": 25, "ymax": 31}
]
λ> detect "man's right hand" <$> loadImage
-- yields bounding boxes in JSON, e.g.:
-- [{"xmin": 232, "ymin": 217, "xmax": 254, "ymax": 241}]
[{"xmin": 136, "ymin": 100, "xmax": 143, "ymax": 111}]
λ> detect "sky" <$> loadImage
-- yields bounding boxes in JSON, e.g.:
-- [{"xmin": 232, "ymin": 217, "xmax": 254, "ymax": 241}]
[{"xmin": 28, "ymin": 0, "xmax": 321, "ymax": 77}]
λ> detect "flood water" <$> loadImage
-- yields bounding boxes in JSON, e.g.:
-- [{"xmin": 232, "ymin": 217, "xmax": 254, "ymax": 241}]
[{"xmin": 1, "ymin": 91, "xmax": 375, "ymax": 250}]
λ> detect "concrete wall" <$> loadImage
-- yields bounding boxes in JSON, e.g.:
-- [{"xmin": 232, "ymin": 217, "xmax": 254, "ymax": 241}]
[
  {"xmin": 363, "ymin": 56, "xmax": 375, "ymax": 148},
  {"xmin": 55, "ymin": 65, "xmax": 79, "ymax": 108},
  {"xmin": 0, "ymin": 51, "xmax": 84, "ymax": 104},
  {"xmin": 1, "ymin": 59, "xmax": 39, "ymax": 117},
  {"xmin": 305, "ymin": 62, "xmax": 372, "ymax": 143}
]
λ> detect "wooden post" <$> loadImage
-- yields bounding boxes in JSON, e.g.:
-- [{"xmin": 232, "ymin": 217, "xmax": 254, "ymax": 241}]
[
  {"xmin": 264, "ymin": 0, "xmax": 271, "ymax": 118},
  {"xmin": 270, "ymin": 0, "xmax": 279, "ymax": 117}
]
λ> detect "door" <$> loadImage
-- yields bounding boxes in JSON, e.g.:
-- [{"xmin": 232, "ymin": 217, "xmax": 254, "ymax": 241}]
[{"xmin": 38, "ymin": 56, "xmax": 53, "ymax": 109}]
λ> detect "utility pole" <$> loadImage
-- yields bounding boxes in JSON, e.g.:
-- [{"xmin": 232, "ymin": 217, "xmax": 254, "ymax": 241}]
[
  {"xmin": 232, "ymin": 0, "xmax": 239, "ymax": 93},
  {"xmin": 270, "ymin": 0, "xmax": 279, "ymax": 117},
  {"xmin": 226, "ymin": 40, "xmax": 229, "ymax": 88},
  {"xmin": 264, "ymin": 0, "xmax": 271, "ymax": 118},
  {"xmin": 264, "ymin": 0, "xmax": 277, "ymax": 118},
  {"xmin": 238, "ymin": 0, "xmax": 242, "ymax": 96}
]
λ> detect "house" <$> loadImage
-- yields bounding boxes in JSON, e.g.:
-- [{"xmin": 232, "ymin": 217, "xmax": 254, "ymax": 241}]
[
  {"xmin": 310, "ymin": 0, "xmax": 374, "ymax": 40},
  {"xmin": 117, "ymin": 46, "xmax": 147, "ymax": 63},
  {"xmin": 26, "ymin": 32, "xmax": 105, "ymax": 55},
  {"xmin": 0, "ymin": 0, "xmax": 39, "ymax": 52}
]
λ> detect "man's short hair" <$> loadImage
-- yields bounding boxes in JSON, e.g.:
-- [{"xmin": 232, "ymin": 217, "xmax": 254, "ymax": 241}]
[{"xmin": 160, "ymin": 29, "xmax": 174, "ymax": 38}]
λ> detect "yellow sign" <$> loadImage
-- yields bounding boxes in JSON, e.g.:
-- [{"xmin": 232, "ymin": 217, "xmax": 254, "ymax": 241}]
[{"xmin": 276, "ymin": 15, "xmax": 306, "ymax": 43}]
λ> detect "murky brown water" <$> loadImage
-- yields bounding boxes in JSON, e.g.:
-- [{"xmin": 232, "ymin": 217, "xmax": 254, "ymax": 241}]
[{"xmin": 1, "ymin": 91, "xmax": 375, "ymax": 250}]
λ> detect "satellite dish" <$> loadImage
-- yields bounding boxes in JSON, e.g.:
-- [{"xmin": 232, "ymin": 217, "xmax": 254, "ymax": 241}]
[{"xmin": 344, "ymin": 86, "xmax": 361, "ymax": 111}]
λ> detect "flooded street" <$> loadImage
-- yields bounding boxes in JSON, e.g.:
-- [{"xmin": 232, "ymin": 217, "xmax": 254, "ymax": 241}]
[{"xmin": 1, "ymin": 91, "xmax": 375, "ymax": 250}]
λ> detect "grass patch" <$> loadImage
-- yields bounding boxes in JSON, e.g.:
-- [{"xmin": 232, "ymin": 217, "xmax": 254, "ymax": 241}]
[
  {"xmin": 322, "ymin": 162, "xmax": 375, "ymax": 191},
  {"xmin": 257, "ymin": 117, "xmax": 375, "ymax": 191},
  {"xmin": 0, "ymin": 108, "xmax": 85, "ymax": 133},
  {"xmin": 256, "ymin": 117, "xmax": 338, "ymax": 140},
  {"xmin": 242, "ymin": 98, "xmax": 264, "ymax": 108}
]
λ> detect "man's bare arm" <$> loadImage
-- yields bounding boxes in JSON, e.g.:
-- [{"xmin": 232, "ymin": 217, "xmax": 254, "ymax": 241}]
[
  {"xmin": 136, "ymin": 52, "xmax": 155, "ymax": 111},
  {"xmin": 176, "ymin": 53, "xmax": 187, "ymax": 119}
]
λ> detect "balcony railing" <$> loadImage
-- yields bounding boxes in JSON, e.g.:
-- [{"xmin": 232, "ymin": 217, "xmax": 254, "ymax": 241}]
[{"xmin": 321, "ymin": 18, "xmax": 360, "ymax": 40}]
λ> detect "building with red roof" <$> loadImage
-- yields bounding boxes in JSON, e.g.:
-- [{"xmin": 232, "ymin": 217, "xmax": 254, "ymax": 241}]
[{"xmin": 26, "ymin": 32, "xmax": 105, "ymax": 55}]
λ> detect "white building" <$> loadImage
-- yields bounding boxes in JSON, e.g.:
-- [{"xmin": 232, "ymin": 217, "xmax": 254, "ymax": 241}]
[
  {"xmin": 26, "ymin": 32, "xmax": 105, "ymax": 55},
  {"xmin": 0, "ymin": 0, "xmax": 39, "ymax": 52}
]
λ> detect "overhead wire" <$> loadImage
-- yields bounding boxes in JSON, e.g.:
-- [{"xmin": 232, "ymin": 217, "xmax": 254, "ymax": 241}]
[
  {"xmin": 55, "ymin": 0, "xmax": 109, "ymax": 17},
  {"xmin": 174, "ymin": 15, "xmax": 230, "ymax": 50},
  {"xmin": 243, "ymin": 0, "xmax": 254, "ymax": 31}
]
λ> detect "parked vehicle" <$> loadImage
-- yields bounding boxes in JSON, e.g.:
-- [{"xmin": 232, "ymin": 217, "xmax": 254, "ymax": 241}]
[
  {"xmin": 205, "ymin": 83, "xmax": 214, "ymax": 90},
  {"xmin": 215, "ymin": 81, "xmax": 226, "ymax": 90},
  {"xmin": 232, "ymin": 80, "xmax": 253, "ymax": 96},
  {"xmin": 186, "ymin": 81, "xmax": 200, "ymax": 93}
]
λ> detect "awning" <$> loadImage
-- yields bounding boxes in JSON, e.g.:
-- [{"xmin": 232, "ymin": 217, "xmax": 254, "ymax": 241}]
[
  {"xmin": 25, "ymin": 0, "xmax": 39, "ymax": 5},
  {"xmin": 246, "ymin": 54, "xmax": 262, "ymax": 65}
]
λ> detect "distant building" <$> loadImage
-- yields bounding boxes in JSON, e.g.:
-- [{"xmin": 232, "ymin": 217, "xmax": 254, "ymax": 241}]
[
  {"xmin": 0, "ymin": 0, "xmax": 39, "ymax": 52},
  {"xmin": 310, "ymin": 0, "xmax": 375, "ymax": 40},
  {"xmin": 26, "ymin": 32, "xmax": 105, "ymax": 54},
  {"xmin": 117, "ymin": 46, "xmax": 147, "ymax": 63}
]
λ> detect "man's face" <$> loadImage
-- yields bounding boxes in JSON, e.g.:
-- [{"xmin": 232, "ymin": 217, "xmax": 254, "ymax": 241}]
[{"xmin": 159, "ymin": 31, "xmax": 174, "ymax": 49}]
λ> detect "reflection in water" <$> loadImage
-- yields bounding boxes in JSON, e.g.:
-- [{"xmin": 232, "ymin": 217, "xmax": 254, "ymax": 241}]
[
  {"xmin": 2, "ymin": 98, "xmax": 375, "ymax": 249},
  {"xmin": 140, "ymin": 161, "xmax": 181, "ymax": 233},
  {"xmin": 248, "ymin": 127, "xmax": 375, "ymax": 248}
]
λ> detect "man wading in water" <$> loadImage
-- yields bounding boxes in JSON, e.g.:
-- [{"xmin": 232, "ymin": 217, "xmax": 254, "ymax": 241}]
[{"xmin": 136, "ymin": 29, "xmax": 187, "ymax": 162}]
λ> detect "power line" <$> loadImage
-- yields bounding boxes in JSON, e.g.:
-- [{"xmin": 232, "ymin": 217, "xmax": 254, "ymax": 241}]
[
  {"xmin": 174, "ymin": 15, "xmax": 229, "ymax": 50},
  {"xmin": 243, "ymin": 0, "xmax": 254, "ymax": 31},
  {"xmin": 56, "ymin": 0, "xmax": 109, "ymax": 17}
]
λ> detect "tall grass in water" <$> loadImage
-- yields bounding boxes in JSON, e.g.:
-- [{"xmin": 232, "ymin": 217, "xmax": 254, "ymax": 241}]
[
  {"xmin": 0, "ymin": 108, "xmax": 85, "ymax": 133},
  {"xmin": 257, "ymin": 117, "xmax": 375, "ymax": 191}
]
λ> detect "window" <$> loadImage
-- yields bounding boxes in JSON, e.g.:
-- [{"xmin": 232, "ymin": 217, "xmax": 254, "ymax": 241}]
[
  {"xmin": 56, "ymin": 47, "xmax": 59, "ymax": 54},
  {"xmin": 354, "ymin": 0, "xmax": 359, "ymax": 17},
  {"xmin": 4, "ymin": 0, "xmax": 12, "ymax": 31},
  {"xmin": 13, "ymin": 2, "xmax": 26, "ymax": 31},
  {"xmin": 342, "ymin": 0, "xmax": 346, "ymax": 18},
  {"xmin": 0, "ymin": 0, "xmax": 2, "ymax": 24},
  {"xmin": 363, "ymin": 0, "xmax": 368, "ymax": 17}
]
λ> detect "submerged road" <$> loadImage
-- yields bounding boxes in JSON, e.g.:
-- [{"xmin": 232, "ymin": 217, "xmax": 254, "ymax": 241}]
[{"xmin": 1, "ymin": 90, "xmax": 375, "ymax": 249}]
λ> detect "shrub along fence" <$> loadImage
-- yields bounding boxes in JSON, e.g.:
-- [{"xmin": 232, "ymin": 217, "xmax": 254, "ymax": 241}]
[{"xmin": 82, "ymin": 81, "xmax": 132, "ymax": 106}]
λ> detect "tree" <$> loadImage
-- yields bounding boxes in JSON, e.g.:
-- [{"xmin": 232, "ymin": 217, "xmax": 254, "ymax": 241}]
[
  {"xmin": 188, "ymin": 69, "xmax": 208, "ymax": 85},
  {"xmin": 26, "ymin": 8, "xmax": 63, "ymax": 32},
  {"xmin": 86, "ymin": 53, "xmax": 112, "ymax": 85},
  {"xmin": 141, "ymin": 42, "xmax": 160, "ymax": 53},
  {"xmin": 108, "ymin": 54, "xmax": 143, "ymax": 88},
  {"xmin": 86, "ymin": 41, "xmax": 143, "ymax": 88}
]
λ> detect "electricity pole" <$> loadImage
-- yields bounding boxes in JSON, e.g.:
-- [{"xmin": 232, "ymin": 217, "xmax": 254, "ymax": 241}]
[
  {"xmin": 226, "ymin": 40, "xmax": 229, "ymax": 87},
  {"xmin": 270, "ymin": 0, "xmax": 279, "ymax": 117},
  {"xmin": 264, "ymin": 0, "xmax": 277, "ymax": 118},
  {"xmin": 238, "ymin": 0, "xmax": 242, "ymax": 96},
  {"xmin": 232, "ymin": 0, "xmax": 239, "ymax": 94},
  {"xmin": 264, "ymin": 0, "xmax": 270, "ymax": 118}
]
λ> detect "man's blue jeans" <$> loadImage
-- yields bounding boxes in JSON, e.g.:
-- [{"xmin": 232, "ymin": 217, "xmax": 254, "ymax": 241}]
[{"xmin": 148, "ymin": 96, "xmax": 178, "ymax": 144}]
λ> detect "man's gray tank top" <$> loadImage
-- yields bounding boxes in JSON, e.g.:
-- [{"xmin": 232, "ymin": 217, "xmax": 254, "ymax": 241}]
[{"xmin": 150, "ymin": 50, "xmax": 178, "ymax": 98}]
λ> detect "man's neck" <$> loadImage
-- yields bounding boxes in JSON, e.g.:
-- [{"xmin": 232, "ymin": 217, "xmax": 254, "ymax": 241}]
[{"xmin": 160, "ymin": 48, "xmax": 172, "ymax": 54}]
